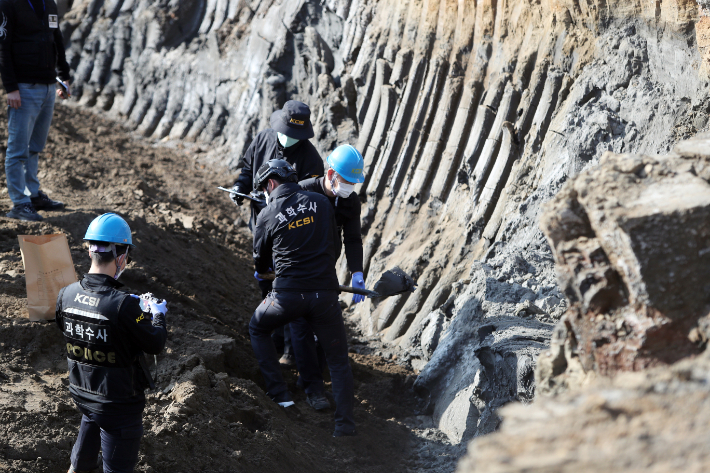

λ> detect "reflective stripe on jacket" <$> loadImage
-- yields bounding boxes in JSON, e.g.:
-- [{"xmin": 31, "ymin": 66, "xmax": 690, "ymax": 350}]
[{"xmin": 55, "ymin": 274, "xmax": 167, "ymax": 415}]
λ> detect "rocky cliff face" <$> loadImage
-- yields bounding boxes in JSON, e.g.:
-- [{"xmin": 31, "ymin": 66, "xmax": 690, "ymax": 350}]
[
  {"xmin": 538, "ymin": 149, "xmax": 710, "ymax": 386},
  {"xmin": 459, "ymin": 352, "xmax": 710, "ymax": 472},
  {"xmin": 64, "ymin": 0, "xmax": 710, "ymax": 443},
  {"xmin": 457, "ymin": 134, "xmax": 710, "ymax": 473}
]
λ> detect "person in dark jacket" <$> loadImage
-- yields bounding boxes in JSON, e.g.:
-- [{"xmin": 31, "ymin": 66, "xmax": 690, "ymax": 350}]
[
  {"xmin": 229, "ymin": 100, "xmax": 325, "ymax": 365},
  {"xmin": 299, "ymin": 144, "xmax": 366, "ymax": 292},
  {"xmin": 294, "ymin": 144, "xmax": 368, "ymax": 410},
  {"xmin": 0, "ymin": 0, "xmax": 71, "ymax": 221},
  {"xmin": 229, "ymin": 100, "xmax": 325, "ymax": 225},
  {"xmin": 55, "ymin": 213, "xmax": 167, "ymax": 473},
  {"xmin": 249, "ymin": 159, "xmax": 356, "ymax": 437}
]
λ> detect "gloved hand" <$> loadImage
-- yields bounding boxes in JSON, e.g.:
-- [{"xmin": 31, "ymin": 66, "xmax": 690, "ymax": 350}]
[
  {"xmin": 352, "ymin": 272, "xmax": 366, "ymax": 304},
  {"xmin": 230, "ymin": 185, "xmax": 244, "ymax": 206},
  {"xmin": 252, "ymin": 190, "xmax": 268, "ymax": 211},
  {"xmin": 131, "ymin": 293, "xmax": 168, "ymax": 317},
  {"xmin": 148, "ymin": 299, "xmax": 168, "ymax": 316},
  {"xmin": 254, "ymin": 268, "xmax": 274, "ymax": 282}
]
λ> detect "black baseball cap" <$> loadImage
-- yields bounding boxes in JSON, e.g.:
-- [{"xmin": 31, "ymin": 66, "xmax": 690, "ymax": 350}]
[{"xmin": 270, "ymin": 100, "xmax": 315, "ymax": 140}]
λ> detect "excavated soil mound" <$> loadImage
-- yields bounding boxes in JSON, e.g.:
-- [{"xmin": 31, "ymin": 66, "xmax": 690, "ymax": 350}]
[{"xmin": 0, "ymin": 97, "xmax": 426, "ymax": 473}]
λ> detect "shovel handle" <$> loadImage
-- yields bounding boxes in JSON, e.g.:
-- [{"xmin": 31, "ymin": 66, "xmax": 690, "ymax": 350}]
[
  {"xmin": 256, "ymin": 273, "xmax": 380, "ymax": 298},
  {"xmin": 217, "ymin": 187, "xmax": 265, "ymax": 203},
  {"xmin": 339, "ymin": 285, "xmax": 380, "ymax": 298}
]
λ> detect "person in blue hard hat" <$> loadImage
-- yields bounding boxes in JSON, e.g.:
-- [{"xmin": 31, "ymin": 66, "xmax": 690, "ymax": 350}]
[
  {"xmin": 249, "ymin": 159, "xmax": 356, "ymax": 437},
  {"xmin": 55, "ymin": 213, "xmax": 168, "ymax": 473},
  {"xmin": 300, "ymin": 144, "xmax": 366, "ymax": 297},
  {"xmin": 293, "ymin": 144, "xmax": 368, "ymax": 411}
]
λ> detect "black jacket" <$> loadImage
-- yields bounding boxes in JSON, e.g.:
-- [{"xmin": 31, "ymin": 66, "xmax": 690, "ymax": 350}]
[
  {"xmin": 299, "ymin": 177, "xmax": 363, "ymax": 274},
  {"xmin": 253, "ymin": 182, "xmax": 339, "ymax": 292},
  {"xmin": 0, "ymin": 0, "xmax": 71, "ymax": 93},
  {"xmin": 55, "ymin": 274, "xmax": 167, "ymax": 415},
  {"xmin": 234, "ymin": 128, "xmax": 324, "ymax": 224}
]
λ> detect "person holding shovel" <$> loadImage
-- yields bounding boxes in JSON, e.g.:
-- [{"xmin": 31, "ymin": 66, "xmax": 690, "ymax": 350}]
[
  {"xmin": 299, "ymin": 144, "xmax": 367, "ymax": 300},
  {"xmin": 228, "ymin": 100, "xmax": 325, "ymax": 366},
  {"xmin": 291, "ymin": 144, "xmax": 367, "ymax": 410},
  {"xmin": 249, "ymin": 159, "xmax": 356, "ymax": 437},
  {"xmin": 55, "ymin": 213, "xmax": 168, "ymax": 473}
]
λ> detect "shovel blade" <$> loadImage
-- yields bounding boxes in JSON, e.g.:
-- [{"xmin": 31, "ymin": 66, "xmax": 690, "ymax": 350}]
[{"xmin": 371, "ymin": 266, "xmax": 416, "ymax": 298}]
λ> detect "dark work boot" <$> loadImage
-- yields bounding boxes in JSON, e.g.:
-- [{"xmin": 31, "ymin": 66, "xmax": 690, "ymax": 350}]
[
  {"xmin": 333, "ymin": 428, "xmax": 357, "ymax": 438},
  {"xmin": 306, "ymin": 391, "xmax": 331, "ymax": 411},
  {"xmin": 6, "ymin": 203, "xmax": 43, "ymax": 221},
  {"xmin": 31, "ymin": 190, "xmax": 64, "ymax": 211},
  {"xmin": 271, "ymin": 390, "xmax": 295, "ymax": 408}
]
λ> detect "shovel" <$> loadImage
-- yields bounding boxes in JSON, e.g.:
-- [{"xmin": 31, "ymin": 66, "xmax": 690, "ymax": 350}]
[
  {"xmin": 257, "ymin": 266, "xmax": 416, "ymax": 299},
  {"xmin": 217, "ymin": 186, "xmax": 267, "ymax": 205}
]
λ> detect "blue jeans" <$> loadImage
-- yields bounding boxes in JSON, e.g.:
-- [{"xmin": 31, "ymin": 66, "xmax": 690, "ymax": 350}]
[
  {"xmin": 249, "ymin": 290, "xmax": 355, "ymax": 433},
  {"xmin": 70, "ymin": 406, "xmax": 143, "ymax": 473},
  {"xmin": 5, "ymin": 83, "xmax": 56, "ymax": 205}
]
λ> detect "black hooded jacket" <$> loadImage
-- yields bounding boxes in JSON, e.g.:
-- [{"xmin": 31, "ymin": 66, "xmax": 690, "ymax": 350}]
[
  {"xmin": 0, "ymin": 0, "xmax": 71, "ymax": 93},
  {"xmin": 253, "ymin": 182, "xmax": 339, "ymax": 292},
  {"xmin": 233, "ymin": 128, "xmax": 324, "ymax": 225}
]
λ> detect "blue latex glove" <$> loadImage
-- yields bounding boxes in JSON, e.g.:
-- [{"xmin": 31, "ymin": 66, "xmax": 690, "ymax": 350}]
[
  {"xmin": 352, "ymin": 272, "xmax": 366, "ymax": 304},
  {"xmin": 131, "ymin": 294, "xmax": 167, "ymax": 317},
  {"xmin": 254, "ymin": 267, "xmax": 274, "ymax": 282}
]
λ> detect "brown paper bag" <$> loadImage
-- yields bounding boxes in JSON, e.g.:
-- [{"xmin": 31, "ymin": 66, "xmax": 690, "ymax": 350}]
[{"xmin": 18, "ymin": 234, "xmax": 78, "ymax": 321}]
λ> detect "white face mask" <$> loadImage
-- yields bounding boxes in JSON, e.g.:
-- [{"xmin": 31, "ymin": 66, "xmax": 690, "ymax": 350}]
[
  {"xmin": 114, "ymin": 248, "xmax": 129, "ymax": 280},
  {"xmin": 331, "ymin": 174, "xmax": 355, "ymax": 198},
  {"xmin": 277, "ymin": 132, "xmax": 299, "ymax": 148}
]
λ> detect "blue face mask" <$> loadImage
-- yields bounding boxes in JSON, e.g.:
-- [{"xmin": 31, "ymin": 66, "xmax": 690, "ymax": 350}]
[{"xmin": 277, "ymin": 132, "xmax": 299, "ymax": 148}]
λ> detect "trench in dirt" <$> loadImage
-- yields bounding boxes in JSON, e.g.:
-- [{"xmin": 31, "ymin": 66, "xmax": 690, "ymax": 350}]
[{"xmin": 0, "ymin": 97, "xmax": 462, "ymax": 472}]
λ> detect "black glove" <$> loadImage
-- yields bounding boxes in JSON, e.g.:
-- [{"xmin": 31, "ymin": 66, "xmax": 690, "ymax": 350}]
[
  {"xmin": 230, "ymin": 185, "xmax": 245, "ymax": 206},
  {"xmin": 252, "ymin": 190, "xmax": 267, "ymax": 211}
]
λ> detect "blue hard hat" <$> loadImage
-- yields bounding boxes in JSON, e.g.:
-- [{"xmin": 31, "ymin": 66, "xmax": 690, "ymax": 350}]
[
  {"xmin": 326, "ymin": 145, "xmax": 365, "ymax": 183},
  {"xmin": 84, "ymin": 213, "xmax": 134, "ymax": 247}
]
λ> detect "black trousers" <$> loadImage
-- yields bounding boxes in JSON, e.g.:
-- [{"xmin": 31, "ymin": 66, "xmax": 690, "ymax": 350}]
[
  {"xmin": 260, "ymin": 272, "xmax": 295, "ymax": 356},
  {"xmin": 70, "ymin": 405, "xmax": 143, "ymax": 473},
  {"xmin": 249, "ymin": 290, "xmax": 355, "ymax": 432},
  {"xmin": 290, "ymin": 317, "xmax": 326, "ymax": 393}
]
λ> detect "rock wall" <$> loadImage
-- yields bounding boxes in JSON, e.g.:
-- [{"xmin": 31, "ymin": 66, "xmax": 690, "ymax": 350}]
[
  {"xmin": 458, "ymin": 351, "xmax": 710, "ymax": 472},
  {"xmin": 457, "ymin": 133, "xmax": 710, "ymax": 473},
  {"xmin": 64, "ymin": 0, "xmax": 710, "ymax": 443},
  {"xmin": 536, "ymin": 136, "xmax": 710, "ymax": 394}
]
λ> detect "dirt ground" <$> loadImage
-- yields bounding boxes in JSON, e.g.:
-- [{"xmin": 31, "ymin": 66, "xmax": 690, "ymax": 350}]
[{"xmin": 0, "ymin": 96, "xmax": 454, "ymax": 472}]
